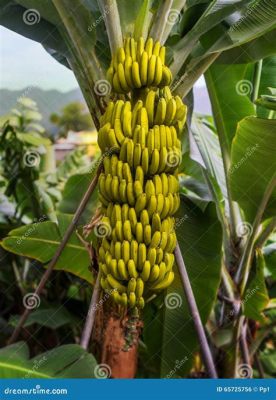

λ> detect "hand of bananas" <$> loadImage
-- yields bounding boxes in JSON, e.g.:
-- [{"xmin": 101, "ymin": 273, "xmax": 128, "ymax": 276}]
[
  {"xmin": 107, "ymin": 37, "xmax": 172, "ymax": 93},
  {"xmin": 97, "ymin": 37, "xmax": 187, "ymax": 311}
]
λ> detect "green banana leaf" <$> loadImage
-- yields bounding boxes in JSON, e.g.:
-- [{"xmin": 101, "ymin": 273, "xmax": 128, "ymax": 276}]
[
  {"xmin": 205, "ymin": 63, "xmax": 255, "ymax": 151},
  {"xmin": 191, "ymin": 117, "xmax": 227, "ymax": 200},
  {"xmin": 263, "ymin": 243, "xmax": 276, "ymax": 280},
  {"xmin": 260, "ymin": 350, "xmax": 276, "ymax": 377},
  {"xmin": 58, "ymin": 172, "xmax": 99, "ymax": 224},
  {"xmin": 0, "ymin": 0, "xmax": 274, "ymax": 122},
  {"xmin": 243, "ymin": 252, "xmax": 269, "ymax": 321},
  {"xmin": 217, "ymin": 29, "xmax": 276, "ymax": 64},
  {"xmin": 230, "ymin": 116, "xmax": 276, "ymax": 223},
  {"xmin": 15, "ymin": 0, "xmax": 63, "ymax": 25},
  {"xmin": 9, "ymin": 306, "xmax": 76, "ymax": 330},
  {"xmin": 257, "ymin": 56, "xmax": 276, "ymax": 117},
  {"xmin": 0, "ymin": 341, "xmax": 97, "ymax": 378},
  {"xmin": 179, "ymin": 0, "xmax": 209, "ymax": 37},
  {"xmin": 143, "ymin": 195, "xmax": 222, "ymax": 377},
  {"xmin": 256, "ymin": 95, "xmax": 276, "ymax": 112},
  {"xmin": 1, "ymin": 213, "xmax": 92, "ymax": 283},
  {"xmin": 133, "ymin": 0, "xmax": 152, "ymax": 40},
  {"xmin": 171, "ymin": 0, "xmax": 250, "ymax": 72},
  {"xmin": 209, "ymin": 0, "xmax": 276, "ymax": 53},
  {"xmin": 117, "ymin": 0, "xmax": 148, "ymax": 36},
  {"xmin": 174, "ymin": 0, "xmax": 276, "ymax": 92}
]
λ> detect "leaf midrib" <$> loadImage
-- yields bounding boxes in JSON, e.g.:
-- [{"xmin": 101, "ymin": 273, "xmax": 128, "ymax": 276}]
[
  {"xmin": 3, "ymin": 236, "xmax": 84, "ymax": 251},
  {"xmin": 0, "ymin": 361, "xmax": 51, "ymax": 378}
]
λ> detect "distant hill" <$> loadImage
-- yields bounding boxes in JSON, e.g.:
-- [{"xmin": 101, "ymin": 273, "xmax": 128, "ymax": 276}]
[
  {"xmin": 0, "ymin": 86, "xmax": 211, "ymax": 132},
  {"xmin": 0, "ymin": 87, "xmax": 86, "ymax": 132}
]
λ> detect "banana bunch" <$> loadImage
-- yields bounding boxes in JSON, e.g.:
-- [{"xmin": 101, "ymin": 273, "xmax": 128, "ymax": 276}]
[
  {"xmin": 97, "ymin": 37, "xmax": 186, "ymax": 310},
  {"xmin": 98, "ymin": 87, "xmax": 186, "ymax": 153},
  {"xmin": 107, "ymin": 37, "xmax": 172, "ymax": 93},
  {"xmin": 143, "ymin": 87, "xmax": 187, "ymax": 132}
]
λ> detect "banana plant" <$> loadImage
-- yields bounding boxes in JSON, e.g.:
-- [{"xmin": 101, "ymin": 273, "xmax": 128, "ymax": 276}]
[
  {"xmin": 0, "ymin": 98, "xmax": 54, "ymax": 221},
  {"xmin": 0, "ymin": 0, "xmax": 276, "ymax": 378}
]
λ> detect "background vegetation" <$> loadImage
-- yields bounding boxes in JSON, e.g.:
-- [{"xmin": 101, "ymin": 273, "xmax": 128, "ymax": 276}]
[{"xmin": 0, "ymin": 0, "xmax": 275, "ymax": 379}]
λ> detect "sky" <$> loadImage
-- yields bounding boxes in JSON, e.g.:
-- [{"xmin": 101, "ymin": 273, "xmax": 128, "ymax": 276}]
[
  {"xmin": 0, "ymin": 26, "xmax": 205, "ymax": 92},
  {"xmin": 0, "ymin": 26, "xmax": 78, "ymax": 92}
]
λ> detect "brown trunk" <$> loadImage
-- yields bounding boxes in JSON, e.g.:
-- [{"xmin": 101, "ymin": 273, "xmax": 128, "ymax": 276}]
[
  {"xmin": 92, "ymin": 297, "xmax": 142, "ymax": 379},
  {"xmin": 100, "ymin": 313, "xmax": 141, "ymax": 378}
]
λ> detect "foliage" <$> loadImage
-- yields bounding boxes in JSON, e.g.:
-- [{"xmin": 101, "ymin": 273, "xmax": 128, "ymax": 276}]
[
  {"xmin": 0, "ymin": 101, "xmax": 96, "ymax": 376},
  {"xmin": 0, "ymin": 342, "xmax": 97, "ymax": 378},
  {"xmin": 0, "ymin": 0, "xmax": 275, "ymax": 379},
  {"xmin": 0, "ymin": 98, "xmax": 52, "ymax": 220},
  {"xmin": 50, "ymin": 102, "xmax": 94, "ymax": 138}
]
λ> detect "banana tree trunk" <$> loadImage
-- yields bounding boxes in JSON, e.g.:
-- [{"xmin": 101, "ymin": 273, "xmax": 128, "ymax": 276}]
[{"xmin": 101, "ymin": 314, "xmax": 140, "ymax": 378}]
